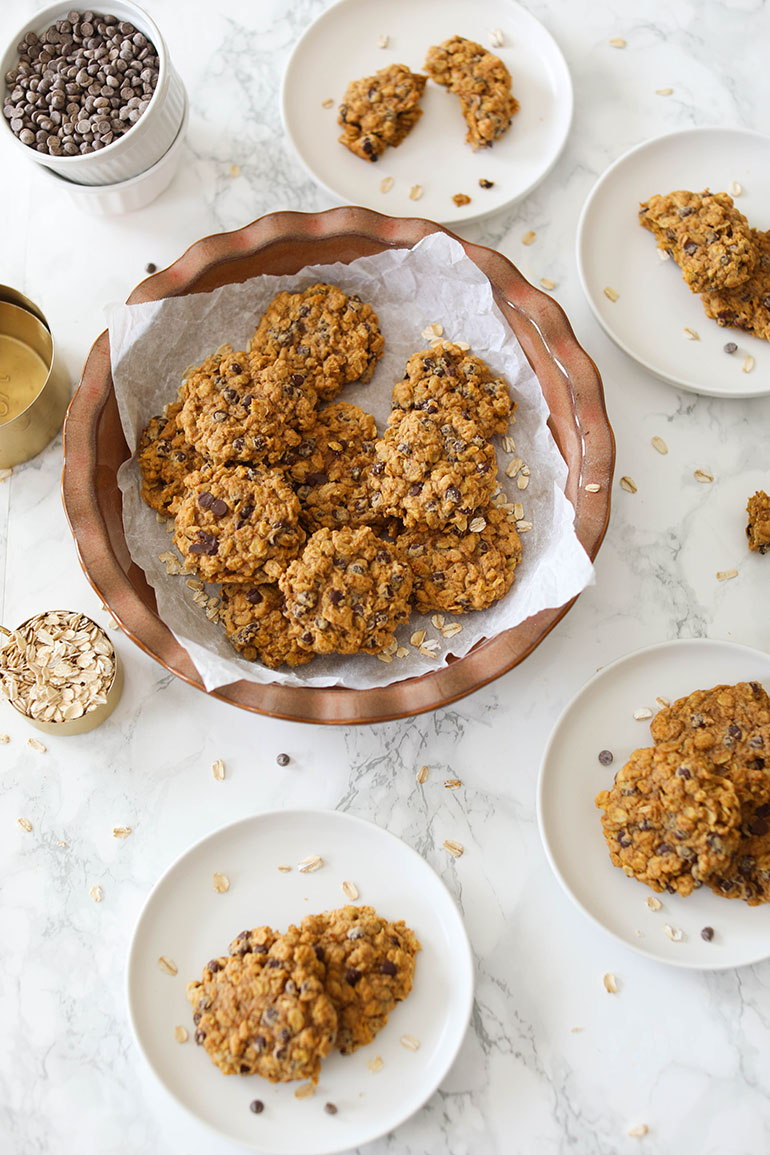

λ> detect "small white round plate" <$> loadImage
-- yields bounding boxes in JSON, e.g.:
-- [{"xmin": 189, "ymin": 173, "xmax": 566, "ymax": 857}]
[
  {"xmin": 537, "ymin": 639, "xmax": 770, "ymax": 970},
  {"xmin": 281, "ymin": 0, "xmax": 573, "ymax": 226},
  {"xmin": 576, "ymin": 126, "xmax": 770, "ymax": 398},
  {"xmin": 127, "ymin": 809, "xmax": 473, "ymax": 1154}
]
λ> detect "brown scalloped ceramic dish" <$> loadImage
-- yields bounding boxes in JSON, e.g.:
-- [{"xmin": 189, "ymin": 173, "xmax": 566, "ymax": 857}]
[{"xmin": 62, "ymin": 206, "xmax": 614, "ymax": 724}]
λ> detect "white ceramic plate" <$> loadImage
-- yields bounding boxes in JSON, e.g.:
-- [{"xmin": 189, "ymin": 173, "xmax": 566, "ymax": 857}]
[
  {"xmin": 127, "ymin": 809, "xmax": 473, "ymax": 1154},
  {"xmin": 576, "ymin": 127, "xmax": 770, "ymax": 398},
  {"xmin": 537, "ymin": 639, "xmax": 770, "ymax": 970},
  {"xmin": 282, "ymin": 0, "xmax": 573, "ymax": 226}
]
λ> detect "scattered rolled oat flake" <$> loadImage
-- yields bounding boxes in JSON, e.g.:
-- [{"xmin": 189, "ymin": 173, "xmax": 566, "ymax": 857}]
[
  {"xmin": 603, "ymin": 285, "xmax": 619, "ymax": 301},
  {"xmin": 89, "ymin": 885, "xmax": 103, "ymax": 903},
  {"xmin": 158, "ymin": 956, "xmax": 178, "ymax": 976},
  {"xmin": 628, "ymin": 1124, "xmax": 649, "ymax": 1138},
  {"xmin": 443, "ymin": 839, "xmax": 464, "ymax": 858},
  {"xmin": 655, "ymin": 695, "xmax": 670, "ymax": 708},
  {"xmin": 452, "ymin": 193, "xmax": 471, "ymax": 207},
  {"xmin": 379, "ymin": 176, "xmax": 394, "ymax": 193},
  {"xmin": 410, "ymin": 628, "xmax": 426, "ymax": 647},
  {"xmin": 658, "ymin": 249, "xmax": 670, "ymax": 261},
  {"xmin": 229, "ymin": 164, "xmax": 240, "ymax": 178},
  {"xmin": 502, "ymin": 434, "xmax": 516, "ymax": 453},
  {"xmin": 469, "ymin": 517, "xmax": 487, "ymax": 532},
  {"xmin": 367, "ymin": 1055, "xmax": 384, "ymax": 1073},
  {"xmin": 421, "ymin": 322, "xmax": 443, "ymax": 340},
  {"xmin": 442, "ymin": 623, "xmax": 463, "ymax": 638},
  {"xmin": 377, "ymin": 33, "xmax": 389, "ymax": 48},
  {"xmin": 571, "ymin": 1026, "xmax": 584, "ymax": 1033},
  {"xmin": 444, "ymin": 778, "xmax": 462, "ymax": 789},
  {"xmin": 663, "ymin": 923, "xmax": 684, "ymax": 942},
  {"xmin": 431, "ymin": 613, "xmax": 445, "ymax": 629},
  {"xmin": 609, "ymin": 36, "xmax": 627, "ymax": 47},
  {"xmin": 656, "ymin": 87, "xmax": 673, "ymax": 95},
  {"xmin": 112, "ymin": 826, "xmax": 132, "ymax": 839},
  {"xmin": 717, "ymin": 569, "xmax": 738, "ymax": 582},
  {"xmin": 517, "ymin": 473, "xmax": 530, "ymax": 491},
  {"xmin": 0, "ymin": 466, "xmax": 12, "ymax": 482},
  {"xmin": 27, "ymin": 737, "xmax": 47, "ymax": 753},
  {"xmin": 0, "ymin": 734, "xmax": 9, "ymax": 743},
  {"xmin": 522, "ymin": 230, "xmax": 536, "ymax": 245},
  {"xmin": 376, "ymin": 651, "xmax": 393, "ymax": 663},
  {"xmin": 603, "ymin": 972, "xmax": 618, "ymax": 993},
  {"xmin": 584, "ymin": 482, "xmax": 601, "ymax": 493},
  {"xmin": 694, "ymin": 468, "xmax": 713, "ymax": 483},
  {"xmin": 489, "ymin": 27, "xmax": 504, "ymax": 46},
  {"xmin": 212, "ymin": 758, "xmax": 226, "ymax": 781},
  {"xmin": 633, "ymin": 707, "xmax": 653, "ymax": 721},
  {"xmin": 342, "ymin": 880, "xmax": 359, "ymax": 901},
  {"xmin": 174, "ymin": 1025, "xmax": 189, "ymax": 1043},
  {"xmin": 277, "ymin": 864, "xmax": 292, "ymax": 873},
  {"xmin": 651, "ymin": 435, "xmax": 668, "ymax": 454},
  {"xmin": 295, "ymin": 1083, "xmax": 316, "ymax": 1100},
  {"xmin": 417, "ymin": 764, "xmax": 429, "ymax": 784},
  {"xmin": 409, "ymin": 184, "xmax": 423, "ymax": 201},
  {"xmin": 540, "ymin": 277, "xmax": 556, "ymax": 290},
  {"xmin": 728, "ymin": 180, "xmax": 742, "ymax": 197},
  {"xmin": 396, "ymin": 646, "xmax": 409, "ymax": 659},
  {"xmin": 683, "ymin": 326, "xmax": 699, "ymax": 340},
  {"xmin": 213, "ymin": 872, "xmax": 230, "ymax": 893},
  {"xmin": 742, "ymin": 355, "xmax": 755, "ymax": 373},
  {"xmin": 620, "ymin": 475, "xmax": 637, "ymax": 493},
  {"xmin": 646, "ymin": 895, "xmax": 663, "ymax": 911},
  {"xmin": 16, "ymin": 816, "xmax": 32, "ymax": 832},
  {"xmin": 400, "ymin": 1034, "xmax": 420, "ymax": 1051},
  {"xmin": 321, "ymin": 97, "xmax": 334, "ymax": 108},
  {"xmin": 298, "ymin": 855, "xmax": 324, "ymax": 873}
]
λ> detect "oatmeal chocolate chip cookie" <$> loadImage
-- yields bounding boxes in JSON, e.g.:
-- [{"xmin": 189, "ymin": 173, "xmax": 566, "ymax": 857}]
[
  {"xmin": 219, "ymin": 583, "xmax": 313, "ymax": 669},
  {"xmin": 424, "ymin": 36, "xmax": 519, "ymax": 149},
  {"xmin": 700, "ymin": 229, "xmax": 770, "ymax": 341},
  {"xmin": 173, "ymin": 464, "xmax": 305, "ymax": 585},
  {"xmin": 391, "ymin": 342, "xmax": 514, "ymax": 438},
  {"xmin": 400, "ymin": 504, "xmax": 522, "ymax": 613},
  {"xmin": 287, "ymin": 402, "xmax": 382, "ymax": 532},
  {"xmin": 338, "ymin": 63, "xmax": 427, "ymax": 163},
  {"xmin": 278, "ymin": 526, "xmax": 412, "ymax": 655},
  {"xmin": 299, "ymin": 905, "xmax": 421, "ymax": 1055},
  {"xmin": 595, "ymin": 744, "xmax": 743, "ymax": 896},
  {"xmin": 369, "ymin": 409, "xmax": 497, "ymax": 530},
  {"xmin": 137, "ymin": 402, "xmax": 207, "ymax": 517},
  {"xmin": 710, "ymin": 821, "xmax": 770, "ymax": 905},
  {"xmin": 747, "ymin": 489, "xmax": 770, "ymax": 553},
  {"xmin": 186, "ymin": 925, "xmax": 337, "ymax": 1083},
  {"xmin": 638, "ymin": 189, "xmax": 757, "ymax": 293},
  {"xmin": 250, "ymin": 283, "xmax": 385, "ymax": 402},
  {"xmin": 178, "ymin": 352, "xmax": 317, "ymax": 467},
  {"xmin": 650, "ymin": 682, "xmax": 770, "ymax": 763}
]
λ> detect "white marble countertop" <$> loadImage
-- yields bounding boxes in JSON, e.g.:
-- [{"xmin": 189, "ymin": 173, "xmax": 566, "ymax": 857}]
[{"xmin": 2, "ymin": 1, "xmax": 770, "ymax": 1152}]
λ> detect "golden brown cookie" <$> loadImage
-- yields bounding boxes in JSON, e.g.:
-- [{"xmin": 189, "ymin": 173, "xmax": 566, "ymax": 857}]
[
  {"xmin": 391, "ymin": 342, "xmax": 514, "ymax": 438},
  {"xmin": 186, "ymin": 925, "xmax": 337, "ymax": 1083},
  {"xmin": 219, "ymin": 583, "xmax": 313, "ymax": 669},
  {"xmin": 136, "ymin": 402, "xmax": 208, "ymax": 517},
  {"xmin": 278, "ymin": 526, "xmax": 412, "ymax": 655},
  {"xmin": 638, "ymin": 189, "xmax": 757, "ymax": 293},
  {"xmin": 173, "ymin": 464, "xmax": 305, "ymax": 584},
  {"xmin": 424, "ymin": 36, "xmax": 518, "ymax": 149},
  {"xmin": 650, "ymin": 682, "xmax": 770, "ymax": 766},
  {"xmin": 747, "ymin": 489, "xmax": 770, "ymax": 553},
  {"xmin": 400, "ymin": 504, "xmax": 522, "ymax": 612},
  {"xmin": 700, "ymin": 229, "xmax": 770, "ymax": 341},
  {"xmin": 709, "ymin": 818, "xmax": 770, "ymax": 905},
  {"xmin": 338, "ymin": 63, "xmax": 427, "ymax": 162},
  {"xmin": 250, "ymin": 283, "xmax": 385, "ymax": 402},
  {"xmin": 369, "ymin": 409, "xmax": 497, "ymax": 530},
  {"xmin": 300, "ymin": 905, "xmax": 421, "ymax": 1055}
]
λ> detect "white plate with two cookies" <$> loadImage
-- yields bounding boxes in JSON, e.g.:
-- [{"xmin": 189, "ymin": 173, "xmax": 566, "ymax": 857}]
[
  {"xmin": 282, "ymin": 0, "xmax": 573, "ymax": 225},
  {"xmin": 126, "ymin": 808, "xmax": 473, "ymax": 1153},
  {"xmin": 537, "ymin": 638, "xmax": 770, "ymax": 970}
]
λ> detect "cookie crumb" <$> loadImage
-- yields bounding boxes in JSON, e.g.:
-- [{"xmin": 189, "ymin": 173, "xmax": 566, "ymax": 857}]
[
  {"xmin": 213, "ymin": 872, "xmax": 230, "ymax": 893},
  {"xmin": 645, "ymin": 895, "xmax": 662, "ymax": 911},
  {"xmin": 452, "ymin": 193, "xmax": 471, "ymax": 207},
  {"xmin": 522, "ymin": 230, "xmax": 536, "ymax": 245},
  {"xmin": 479, "ymin": 178, "xmax": 494, "ymax": 189},
  {"xmin": 628, "ymin": 1124, "xmax": 648, "ymax": 1138},
  {"xmin": 663, "ymin": 923, "xmax": 684, "ymax": 942},
  {"xmin": 112, "ymin": 826, "xmax": 132, "ymax": 838},
  {"xmin": 367, "ymin": 1055, "xmax": 384, "ymax": 1073}
]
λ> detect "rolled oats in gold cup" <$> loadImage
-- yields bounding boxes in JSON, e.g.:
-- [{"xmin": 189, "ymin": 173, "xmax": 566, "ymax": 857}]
[
  {"xmin": 0, "ymin": 610, "xmax": 123, "ymax": 735},
  {"xmin": 0, "ymin": 285, "xmax": 70, "ymax": 469}
]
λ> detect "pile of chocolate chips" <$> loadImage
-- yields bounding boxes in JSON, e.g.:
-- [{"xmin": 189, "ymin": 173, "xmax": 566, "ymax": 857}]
[{"xmin": 2, "ymin": 9, "xmax": 160, "ymax": 157}]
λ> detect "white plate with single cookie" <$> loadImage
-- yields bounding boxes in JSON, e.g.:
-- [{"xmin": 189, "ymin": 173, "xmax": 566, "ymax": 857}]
[
  {"xmin": 577, "ymin": 126, "xmax": 770, "ymax": 398},
  {"xmin": 126, "ymin": 808, "xmax": 474, "ymax": 1154},
  {"xmin": 281, "ymin": 0, "xmax": 573, "ymax": 226},
  {"xmin": 537, "ymin": 638, "xmax": 770, "ymax": 970}
]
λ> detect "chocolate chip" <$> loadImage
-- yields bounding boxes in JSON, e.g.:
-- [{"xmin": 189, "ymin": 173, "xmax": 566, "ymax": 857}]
[
  {"xmin": 728, "ymin": 723, "xmax": 742, "ymax": 739},
  {"xmin": 145, "ymin": 262, "xmax": 156, "ymax": 273},
  {"xmin": 723, "ymin": 342, "xmax": 738, "ymax": 354},
  {"xmin": 276, "ymin": 753, "xmax": 290, "ymax": 766},
  {"xmin": 314, "ymin": 944, "xmax": 325, "ymax": 961},
  {"xmin": 598, "ymin": 749, "xmax": 613, "ymax": 765},
  {"xmin": 230, "ymin": 362, "xmax": 243, "ymax": 375},
  {"xmin": 210, "ymin": 498, "xmax": 229, "ymax": 518},
  {"xmin": 677, "ymin": 766, "xmax": 691, "ymax": 779},
  {"xmin": 194, "ymin": 1030, "xmax": 206, "ymax": 1045},
  {"xmin": 324, "ymin": 1102, "xmax": 338, "ymax": 1115},
  {"xmin": 700, "ymin": 926, "xmax": 714, "ymax": 942},
  {"xmin": 345, "ymin": 968, "xmax": 362, "ymax": 986},
  {"xmin": 750, "ymin": 817, "xmax": 769, "ymax": 836},
  {"xmin": 380, "ymin": 959, "xmax": 397, "ymax": 975},
  {"xmin": 683, "ymin": 241, "xmax": 699, "ymax": 255},
  {"xmin": 207, "ymin": 959, "xmax": 221, "ymax": 972},
  {"xmin": 249, "ymin": 1099, "xmax": 264, "ymax": 1114},
  {"xmin": 657, "ymin": 842, "xmax": 672, "ymax": 855},
  {"xmin": 198, "ymin": 491, "xmax": 214, "ymax": 510},
  {"xmin": 328, "ymin": 589, "xmax": 343, "ymax": 605}
]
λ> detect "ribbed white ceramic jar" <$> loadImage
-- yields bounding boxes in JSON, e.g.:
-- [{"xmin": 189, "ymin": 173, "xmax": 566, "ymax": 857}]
[{"xmin": 0, "ymin": 0, "xmax": 186, "ymax": 186}]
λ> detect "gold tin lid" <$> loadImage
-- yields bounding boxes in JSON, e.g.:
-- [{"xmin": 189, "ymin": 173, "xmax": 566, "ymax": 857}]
[
  {"xmin": 0, "ymin": 610, "xmax": 123, "ymax": 736},
  {"xmin": 0, "ymin": 287, "xmax": 71, "ymax": 469}
]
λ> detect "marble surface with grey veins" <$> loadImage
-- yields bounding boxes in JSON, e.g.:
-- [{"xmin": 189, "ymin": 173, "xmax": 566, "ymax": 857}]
[{"xmin": 1, "ymin": 0, "xmax": 770, "ymax": 1153}]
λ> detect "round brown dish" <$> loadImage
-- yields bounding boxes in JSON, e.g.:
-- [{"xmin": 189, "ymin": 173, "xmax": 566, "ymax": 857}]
[{"xmin": 61, "ymin": 206, "xmax": 614, "ymax": 724}]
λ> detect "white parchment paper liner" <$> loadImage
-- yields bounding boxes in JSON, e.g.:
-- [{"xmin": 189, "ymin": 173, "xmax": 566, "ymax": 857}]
[{"xmin": 109, "ymin": 233, "xmax": 594, "ymax": 690}]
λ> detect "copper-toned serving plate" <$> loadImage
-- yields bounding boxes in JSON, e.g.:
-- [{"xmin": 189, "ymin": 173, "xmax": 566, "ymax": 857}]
[{"xmin": 62, "ymin": 206, "xmax": 614, "ymax": 724}]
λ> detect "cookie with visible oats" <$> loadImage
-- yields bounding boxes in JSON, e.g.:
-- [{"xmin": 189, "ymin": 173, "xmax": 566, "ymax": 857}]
[
  {"xmin": 299, "ymin": 905, "xmax": 421, "ymax": 1055},
  {"xmin": 595, "ymin": 744, "xmax": 743, "ymax": 896},
  {"xmin": 278, "ymin": 526, "xmax": 412, "ymax": 655},
  {"xmin": 284, "ymin": 402, "xmax": 382, "ymax": 532},
  {"xmin": 391, "ymin": 342, "xmax": 514, "ymax": 438},
  {"xmin": 173, "ymin": 464, "xmax": 305, "ymax": 585},
  {"xmin": 186, "ymin": 925, "xmax": 337, "ymax": 1083},
  {"xmin": 137, "ymin": 401, "xmax": 208, "ymax": 517},
  {"xmin": 369, "ymin": 409, "xmax": 497, "ymax": 530},
  {"xmin": 400, "ymin": 504, "xmax": 522, "ymax": 613},
  {"xmin": 424, "ymin": 36, "xmax": 518, "ymax": 149},
  {"xmin": 338, "ymin": 63, "xmax": 427, "ymax": 163},
  {"xmin": 219, "ymin": 583, "xmax": 313, "ymax": 669},
  {"xmin": 250, "ymin": 283, "xmax": 385, "ymax": 402},
  {"xmin": 700, "ymin": 230, "xmax": 770, "ymax": 342},
  {"xmin": 709, "ymin": 821, "xmax": 770, "ymax": 905},
  {"xmin": 177, "ymin": 351, "xmax": 317, "ymax": 467},
  {"xmin": 650, "ymin": 682, "xmax": 770, "ymax": 766},
  {"xmin": 747, "ymin": 489, "xmax": 770, "ymax": 553},
  {"xmin": 638, "ymin": 189, "xmax": 757, "ymax": 293}
]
